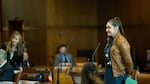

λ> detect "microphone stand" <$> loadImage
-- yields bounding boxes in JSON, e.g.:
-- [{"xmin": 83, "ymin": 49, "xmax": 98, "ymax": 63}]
[
  {"xmin": 57, "ymin": 54, "xmax": 64, "ymax": 84},
  {"xmin": 91, "ymin": 43, "xmax": 101, "ymax": 63},
  {"xmin": 57, "ymin": 63, "xmax": 60, "ymax": 84},
  {"xmin": 57, "ymin": 57, "xmax": 63, "ymax": 84}
]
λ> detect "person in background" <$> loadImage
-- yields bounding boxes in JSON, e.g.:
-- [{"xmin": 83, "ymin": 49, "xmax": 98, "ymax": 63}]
[
  {"xmin": 81, "ymin": 62, "xmax": 103, "ymax": 84},
  {"xmin": 54, "ymin": 44, "xmax": 76, "ymax": 67},
  {"xmin": 1, "ymin": 31, "xmax": 24, "ymax": 70},
  {"xmin": 0, "ymin": 49, "xmax": 14, "ymax": 81},
  {"xmin": 104, "ymin": 17, "xmax": 133, "ymax": 84},
  {"xmin": 22, "ymin": 49, "xmax": 34, "ymax": 68}
]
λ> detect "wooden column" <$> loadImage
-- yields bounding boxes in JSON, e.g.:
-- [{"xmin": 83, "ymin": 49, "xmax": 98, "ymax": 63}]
[{"xmin": 0, "ymin": 0, "xmax": 2, "ymax": 44}]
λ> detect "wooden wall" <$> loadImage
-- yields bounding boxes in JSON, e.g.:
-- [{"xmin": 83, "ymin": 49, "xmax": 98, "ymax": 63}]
[
  {"xmin": 1, "ymin": 0, "xmax": 150, "ymax": 69},
  {"xmin": 1, "ymin": 0, "xmax": 98, "ymax": 65},
  {"xmin": 97, "ymin": 0, "xmax": 150, "ymax": 70}
]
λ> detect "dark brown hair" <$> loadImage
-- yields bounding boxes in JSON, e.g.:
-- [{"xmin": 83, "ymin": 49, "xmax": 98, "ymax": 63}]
[
  {"xmin": 55, "ymin": 44, "xmax": 67, "ymax": 54},
  {"xmin": 81, "ymin": 63, "xmax": 103, "ymax": 84},
  {"xmin": 108, "ymin": 17, "xmax": 125, "ymax": 36}
]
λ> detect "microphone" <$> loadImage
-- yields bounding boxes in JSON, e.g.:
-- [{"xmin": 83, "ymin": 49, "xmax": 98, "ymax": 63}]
[
  {"xmin": 66, "ymin": 37, "xmax": 74, "ymax": 49},
  {"xmin": 91, "ymin": 42, "xmax": 101, "ymax": 63}
]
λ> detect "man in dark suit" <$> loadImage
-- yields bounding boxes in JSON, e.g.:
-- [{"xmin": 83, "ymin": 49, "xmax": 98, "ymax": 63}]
[
  {"xmin": 22, "ymin": 51, "xmax": 34, "ymax": 68},
  {"xmin": 54, "ymin": 44, "xmax": 76, "ymax": 67},
  {"xmin": 0, "ymin": 49, "xmax": 14, "ymax": 81}
]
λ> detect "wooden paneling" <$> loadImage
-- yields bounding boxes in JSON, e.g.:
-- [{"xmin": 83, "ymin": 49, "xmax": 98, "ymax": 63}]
[
  {"xmin": 97, "ymin": 0, "xmax": 150, "ymax": 69},
  {"xmin": 1, "ymin": 0, "xmax": 98, "ymax": 66},
  {"xmin": 45, "ymin": 0, "xmax": 97, "ymax": 26},
  {"xmin": 98, "ymin": 0, "xmax": 145, "ymax": 25},
  {"xmin": 2, "ymin": 0, "xmax": 46, "ymax": 26},
  {"xmin": 24, "ymin": 29, "xmax": 47, "ymax": 65},
  {"xmin": 1, "ymin": 0, "xmax": 150, "ymax": 68},
  {"xmin": 46, "ymin": 26, "xmax": 98, "ymax": 65},
  {"xmin": 0, "ymin": 0, "xmax": 2, "ymax": 43}
]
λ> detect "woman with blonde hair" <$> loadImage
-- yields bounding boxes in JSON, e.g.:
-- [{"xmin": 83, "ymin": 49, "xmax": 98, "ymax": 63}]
[
  {"xmin": 81, "ymin": 62, "xmax": 103, "ymax": 84},
  {"xmin": 1, "ymin": 31, "xmax": 24, "ymax": 70}
]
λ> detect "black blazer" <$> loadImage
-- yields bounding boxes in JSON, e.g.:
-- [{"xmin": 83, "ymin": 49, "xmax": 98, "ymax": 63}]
[
  {"xmin": 0, "ymin": 62, "xmax": 14, "ymax": 81},
  {"xmin": 7, "ymin": 52, "xmax": 23, "ymax": 70},
  {"xmin": 1, "ymin": 44, "xmax": 23, "ymax": 70}
]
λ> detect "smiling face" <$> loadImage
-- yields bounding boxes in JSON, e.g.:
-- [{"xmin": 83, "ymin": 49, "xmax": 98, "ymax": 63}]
[
  {"xmin": 106, "ymin": 22, "xmax": 119, "ymax": 37},
  {"xmin": 11, "ymin": 35, "xmax": 20, "ymax": 46}
]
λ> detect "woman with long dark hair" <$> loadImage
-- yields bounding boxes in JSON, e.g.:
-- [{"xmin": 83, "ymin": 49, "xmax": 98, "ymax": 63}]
[
  {"xmin": 81, "ymin": 62, "xmax": 103, "ymax": 84},
  {"xmin": 104, "ymin": 17, "xmax": 133, "ymax": 84}
]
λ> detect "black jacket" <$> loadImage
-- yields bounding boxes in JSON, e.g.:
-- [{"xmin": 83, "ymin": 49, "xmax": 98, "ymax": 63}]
[
  {"xmin": 0, "ymin": 62, "xmax": 14, "ymax": 81},
  {"xmin": 1, "ymin": 44, "xmax": 23, "ymax": 70}
]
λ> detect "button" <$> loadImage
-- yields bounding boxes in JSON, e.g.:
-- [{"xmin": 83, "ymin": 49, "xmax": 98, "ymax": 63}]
[{"xmin": 105, "ymin": 54, "xmax": 109, "ymax": 57}]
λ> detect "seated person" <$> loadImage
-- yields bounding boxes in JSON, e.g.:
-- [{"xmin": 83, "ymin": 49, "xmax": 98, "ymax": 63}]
[
  {"xmin": 81, "ymin": 62, "xmax": 103, "ymax": 84},
  {"xmin": 1, "ymin": 31, "xmax": 23, "ymax": 70},
  {"xmin": 22, "ymin": 50, "xmax": 34, "ymax": 68},
  {"xmin": 54, "ymin": 44, "xmax": 76, "ymax": 67},
  {"xmin": 0, "ymin": 49, "xmax": 14, "ymax": 81}
]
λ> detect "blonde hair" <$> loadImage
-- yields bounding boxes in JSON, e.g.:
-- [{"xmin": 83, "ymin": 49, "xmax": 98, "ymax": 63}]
[{"xmin": 6, "ymin": 31, "xmax": 23, "ymax": 56}]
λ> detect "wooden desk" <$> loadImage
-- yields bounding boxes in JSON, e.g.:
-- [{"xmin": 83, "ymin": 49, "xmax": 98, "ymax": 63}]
[
  {"xmin": 21, "ymin": 68, "xmax": 50, "ymax": 81},
  {"xmin": 137, "ymin": 73, "xmax": 150, "ymax": 84},
  {"xmin": 53, "ymin": 72, "xmax": 73, "ymax": 84},
  {"xmin": 18, "ymin": 80, "xmax": 52, "ymax": 84},
  {"xmin": 33, "ymin": 65, "xmax": 53, "ymax": 71}
]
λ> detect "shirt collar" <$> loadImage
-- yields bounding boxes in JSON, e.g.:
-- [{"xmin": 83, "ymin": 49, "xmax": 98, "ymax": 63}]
[{"xmin": 0, "ymin": 60, "xmax": 7, "ymax": 68}]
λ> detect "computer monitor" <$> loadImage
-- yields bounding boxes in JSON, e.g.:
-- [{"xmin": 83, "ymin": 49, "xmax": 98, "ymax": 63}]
[{"xmin": 77, "ymin": 49, "xmax": 94, "ymax": 62}]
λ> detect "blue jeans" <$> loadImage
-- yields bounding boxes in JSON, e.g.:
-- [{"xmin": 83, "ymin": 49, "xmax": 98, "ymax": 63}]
[
  {"xmin": 114, "ymin": 74, "xmax": 128, "ymax": 84},
  {"xmin": 104, "ymin": 65, "xmax": 128, "ymax": 84}
]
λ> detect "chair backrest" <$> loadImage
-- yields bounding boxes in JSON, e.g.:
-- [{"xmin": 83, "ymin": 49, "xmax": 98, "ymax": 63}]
[
  {"xmin": 70, "ymin": 71, "xmax": 81, "ymax": 84},
  {"xmin": 137, "ymin": 73, "xmax": 150, "ymax": 84}
]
